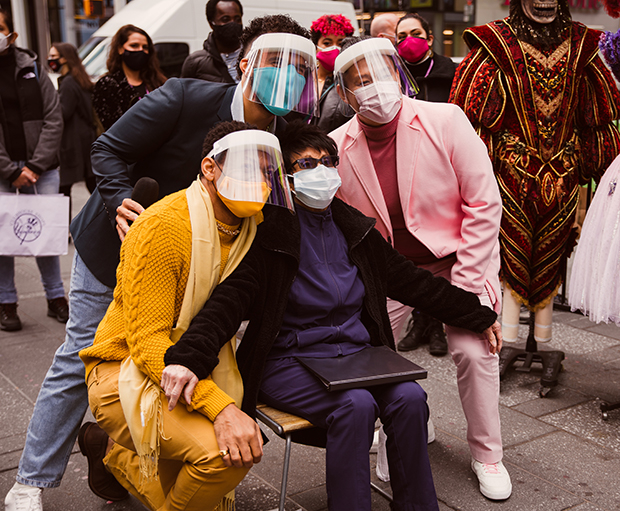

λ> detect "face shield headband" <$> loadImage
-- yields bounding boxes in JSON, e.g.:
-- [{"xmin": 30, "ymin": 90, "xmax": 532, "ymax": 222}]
[
  {"xmin": 242, "ymin": 33, "xmax": 319, "ymax": 117},
  {"xmin": 333, "ymin": 38, "xmax": 419, "ymax": 99},
  {"xmin": 207, "ymin": 130, "xmax": 294, "ymax": 212}
]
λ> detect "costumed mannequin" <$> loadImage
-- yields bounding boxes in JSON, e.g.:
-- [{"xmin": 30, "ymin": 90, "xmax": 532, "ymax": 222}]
[{"xmin": 450, "ymin": 0, "xmax": 620, "ymax": 343}]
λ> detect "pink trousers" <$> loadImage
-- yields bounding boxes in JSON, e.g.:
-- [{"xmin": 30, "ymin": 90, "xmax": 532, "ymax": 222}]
[{"xmin": 388, "ymin": 256, "xmax": 503, "ymax": 463}]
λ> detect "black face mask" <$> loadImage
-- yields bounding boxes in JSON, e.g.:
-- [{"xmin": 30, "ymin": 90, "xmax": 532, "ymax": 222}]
[
  {"xmin": 212, "ymin": 21, "xmax": 243, "ymax": 48},
  {"xmin": 47, "ymin": 58, "xmax": 61, "ymax": 72},
  {"xmin": 122, "ymin": 50, "xmax": 149, "ymax": 71}
]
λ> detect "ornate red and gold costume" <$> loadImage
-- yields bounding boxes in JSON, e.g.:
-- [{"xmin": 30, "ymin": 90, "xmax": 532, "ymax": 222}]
[{"xmin": 451, "ymin": 19, "xmax": 620, "ymax": 310}]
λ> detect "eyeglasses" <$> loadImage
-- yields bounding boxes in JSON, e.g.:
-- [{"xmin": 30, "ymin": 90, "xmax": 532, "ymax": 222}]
[{"xmin": 292, "ymin": 155, "xmax": 339, "ymax": 170}]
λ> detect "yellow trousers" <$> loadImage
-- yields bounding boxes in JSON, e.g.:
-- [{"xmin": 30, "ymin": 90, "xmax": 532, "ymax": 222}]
[{"xmin": 86, "ymin": 361, "xmax": 248, "ymax": 511}]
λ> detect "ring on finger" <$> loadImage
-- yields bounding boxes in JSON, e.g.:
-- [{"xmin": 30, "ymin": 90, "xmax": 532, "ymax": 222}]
[{"xmin": 219, "ymin": 449, "xmax": 229, "ymax": 457}]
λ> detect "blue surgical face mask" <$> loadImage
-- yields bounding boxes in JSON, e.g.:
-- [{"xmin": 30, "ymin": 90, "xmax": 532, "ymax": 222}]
[
  {"xmin": 291, "ymin": 165, "xmax": 341, "ymax": 210},
  {"xmin": 252, "ymin": 64, "xmax": 307, "ymax": 116}
]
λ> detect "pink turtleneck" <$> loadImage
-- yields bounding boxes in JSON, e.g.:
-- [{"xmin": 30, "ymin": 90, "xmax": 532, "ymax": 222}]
[{"xmin": 357, "ymin": 109, "xmax": 437, "ymax": 265}]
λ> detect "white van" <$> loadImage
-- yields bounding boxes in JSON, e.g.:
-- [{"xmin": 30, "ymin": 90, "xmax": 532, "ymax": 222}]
[{"xmin": 80, "ymin": 0, "xmax": 359, "ymax": 79}]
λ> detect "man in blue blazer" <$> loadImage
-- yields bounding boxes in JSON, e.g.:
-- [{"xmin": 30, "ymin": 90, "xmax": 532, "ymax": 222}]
[{"xmin": 5, "ymin": 14, "xmax": 318, "ymax": 511}]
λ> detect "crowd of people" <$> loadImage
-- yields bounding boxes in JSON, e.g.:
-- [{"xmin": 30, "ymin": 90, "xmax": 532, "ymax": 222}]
[{"xmin": 2, "ymin": 0, "xmax": 620, "ymax": 509}]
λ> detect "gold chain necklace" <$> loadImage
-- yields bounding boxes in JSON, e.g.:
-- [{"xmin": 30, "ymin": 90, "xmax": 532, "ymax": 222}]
[{"xmin": 216, "ymin": 221, "xmax": 240, "ymax": 237}]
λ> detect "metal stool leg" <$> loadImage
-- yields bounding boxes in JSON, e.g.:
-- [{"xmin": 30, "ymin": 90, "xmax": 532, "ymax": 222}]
[
  {"xmin": 279, "ymin": 433, "xmax": 293, "ymax": 511},
  {"xmin": 371, "ymin": 481, "xmax": 393, "ymax": 502}
]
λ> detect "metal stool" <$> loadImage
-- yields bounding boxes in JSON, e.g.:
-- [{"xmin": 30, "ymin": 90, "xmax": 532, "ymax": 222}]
[{"xmin": 256, "ymin": 402, "xmax": 393, "ymax": 511}]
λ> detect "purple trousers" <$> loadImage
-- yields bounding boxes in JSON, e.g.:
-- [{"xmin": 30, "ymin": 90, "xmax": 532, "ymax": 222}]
[{"xmin": 260, "ymin": 357, "xmax": 439, "ymax": 511}]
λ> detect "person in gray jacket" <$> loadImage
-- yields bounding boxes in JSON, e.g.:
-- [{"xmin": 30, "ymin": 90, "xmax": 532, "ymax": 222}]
[
  {"xmin": 0, "ymin": 8, "xmax": 67, "ymax": 333},
  {"xmin": 181, "ymin": 0, "xmax": 244, "ymax": 83}
]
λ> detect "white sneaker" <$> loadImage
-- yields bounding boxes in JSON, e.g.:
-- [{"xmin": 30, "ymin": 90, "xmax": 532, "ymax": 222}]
[
  {"xmin": 4, "ymin": 482, "xmax": 43, "ymax": 511},
  {"xmin": 375, "ymin": 417, "xmax": 435, "ymax": 483},
  {"xmin": 370, "ymin": 429, "xmax": 380, "ymax": 453},
  {"xmin": 427, "ymin": 417, "xmax": 436, "ymax": 444},
  {"xmin": 471, "ymin": 459, "xmax": 512, "ymax": 500}
]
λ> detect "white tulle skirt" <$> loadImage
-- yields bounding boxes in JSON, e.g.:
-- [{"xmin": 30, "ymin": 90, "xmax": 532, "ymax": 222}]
[{"xmin": 569, "ymin": 155, "xmax": 620, "ymax": 325}]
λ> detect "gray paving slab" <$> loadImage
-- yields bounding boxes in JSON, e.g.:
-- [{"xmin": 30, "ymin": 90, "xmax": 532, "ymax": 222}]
[
  {"xmin": 0, "ymin": 372, "xmax": 34, "ymax": 440},
  {"xmin": 429, "ymin": 430, "xmax": 584, "ymax": 511},
  {"xmin": 559, "ymin": 355, "xmax": 620, "ymax": 404},
  {"xmin": 543, "ymin": 323, "xmax": 620, "ymax": 355},
  {"xmin": 540, "ymin": 400, "xmax": 620, "ymax": 454},
  {"xmin": 564, "ymin": 503, "xmax": 613, "ymax": 511},
  {"xmin": 511, "ymin": 387, "xmax": 590, "ymax": 418},
  {"xmin": 0, "ymin": 336, "xmax": 63, "ymax": 403},
  {"xmin": 0, "ymin": 433, "xmax": 26, "ymax": 471},
  {"xmin": 506, "ymin": 430, "xmax": 620, "ymax": 509},
  {"xmin": 585, "ymin": 321, "xmax": 620, "ymax": 341}
]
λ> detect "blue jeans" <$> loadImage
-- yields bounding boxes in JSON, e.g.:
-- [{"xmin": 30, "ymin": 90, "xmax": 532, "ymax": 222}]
[
  {"xmin": 17, "ymin": 252, "xmax": 114, "ymax": 488},
  {"xmin": 0, "ymin": 168, "xmax": 65, "ymax": 303}
]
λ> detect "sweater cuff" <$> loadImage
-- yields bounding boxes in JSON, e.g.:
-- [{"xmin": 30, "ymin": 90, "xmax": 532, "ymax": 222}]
[
  {"xmin": 196, "ymin": 386, "xmax": 235, "ymax": 422},
  {"xmin": 26, "ymin": 162, "xmax": 44, "ymax": 175},
  {"xmin": 164, "ymin": 346, "xmax": 217, "ymax": 381}
]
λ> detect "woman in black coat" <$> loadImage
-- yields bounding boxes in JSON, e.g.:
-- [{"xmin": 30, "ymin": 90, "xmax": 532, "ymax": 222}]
[
  {"xmin": 93, "ymin": 25, "xmax": 166, "ymax": 131},
  {"xmin": 48, "ymin": 42, "xmax": 96, "ymax": 198}
]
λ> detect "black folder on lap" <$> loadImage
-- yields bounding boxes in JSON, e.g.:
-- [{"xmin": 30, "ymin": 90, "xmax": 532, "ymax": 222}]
[{"xmin": 296, "ymin": 346, "xmax": 427, "ymax": 392}]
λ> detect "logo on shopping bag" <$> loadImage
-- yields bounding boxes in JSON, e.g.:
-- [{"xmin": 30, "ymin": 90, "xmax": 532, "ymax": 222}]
[{"xmin": 13, "ymin": 212, "xmax": 43, "ymax": 244}]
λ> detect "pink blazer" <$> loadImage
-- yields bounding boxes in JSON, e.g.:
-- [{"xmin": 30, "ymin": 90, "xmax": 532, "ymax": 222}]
[{"xmin": 330, "ymin": 98, "xmax": 502, "ymax": 311}]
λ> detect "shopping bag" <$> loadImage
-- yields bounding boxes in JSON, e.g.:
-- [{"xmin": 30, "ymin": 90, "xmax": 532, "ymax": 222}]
[{"xmin": 0, "ymin": 191, "xmax": 69, "ymax": 256}]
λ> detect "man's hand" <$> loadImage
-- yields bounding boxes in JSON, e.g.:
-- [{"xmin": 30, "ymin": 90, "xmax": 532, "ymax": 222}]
[
  {"xmin": 213, "ymin": 404, "xmax": 263, "ymax": 469},
  {"xmin": 161, "ymin": 365, "xmax": 199, "ymax": 411},
  {"xmin": 12, "ymin": 167, "xmax": 38, "ymax": 189},
  {"xmin": 482, "ymin": 321, "xmax": 503, "ymax": 355},
  {"xmin": 116, "ymin": 198, "xmax": 144, "ymax": 241}
]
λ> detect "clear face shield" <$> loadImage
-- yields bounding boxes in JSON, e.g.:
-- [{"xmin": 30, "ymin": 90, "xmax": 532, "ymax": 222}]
[
  {"xmin": 334, "ymin": 38, "xmax": 419, "ymax": 106},
  {"xmin": 241, "ymin": 33, "xmax": 319, "ymax": 117},
  {"xmin": 207, "ymin": 130, "xmax": 294, "ymax": 215}
]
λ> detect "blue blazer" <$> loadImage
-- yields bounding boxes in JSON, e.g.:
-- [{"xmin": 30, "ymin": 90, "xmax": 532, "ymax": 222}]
[{"xmin": 71, "ymin": 78, "xmax": 284, "ymax": 288}]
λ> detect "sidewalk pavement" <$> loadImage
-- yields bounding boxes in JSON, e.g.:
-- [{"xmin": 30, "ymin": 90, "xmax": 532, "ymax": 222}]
[{"xmin": 1, "ymin": 182, "xmax": 620, "ymax": 511}]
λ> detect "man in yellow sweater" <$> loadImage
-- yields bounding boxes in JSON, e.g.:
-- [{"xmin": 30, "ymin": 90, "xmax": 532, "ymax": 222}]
[{"xmin": 78, "ymin": 121, "xmax": 294, "ymax": 511}]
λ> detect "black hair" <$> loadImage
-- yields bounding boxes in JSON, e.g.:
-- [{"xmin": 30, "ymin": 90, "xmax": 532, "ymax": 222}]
[
  {"xmin": 277, "ymin": 120, "xmax": 338, "ymax": 173},
  {"xmin": 236, "ymin": 14, "xmax": 310, "ymax": 78},
  {"xmin": 0, "ymin": 8, "xmax": 13, "ymax": 33},
  {"xmin": 396, "ymin": 13, "xmax": 432, "ymax": 38},
  {"xmin": 339, "ymin": 35, "xmax": 371, "ymax": 53},
  {"xmin": 205, "ymin": 0, "xmax": 243, "ymax": 24},
  {"xmin": 201, "ymin": 120, "xmax": 257, "ymax": 158}
]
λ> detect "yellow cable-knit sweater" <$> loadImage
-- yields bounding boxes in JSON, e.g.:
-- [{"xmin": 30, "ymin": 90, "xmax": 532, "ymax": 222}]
[{"xmin": 80, "ymin": 190, "xmax": 240, "ymax": 422}]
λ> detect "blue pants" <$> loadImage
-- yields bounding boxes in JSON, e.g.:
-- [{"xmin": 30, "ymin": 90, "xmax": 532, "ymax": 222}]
[
  {"xmin": 0, "ymin": 169, "xmax": 65, "ymax": 303},
  {"xmin": 260, "ymin": 357, "xmax": 439, "ymax": 511},
  {"xmin": 16, "ymin": 252, "xmax": 114, "ymax": 487}
]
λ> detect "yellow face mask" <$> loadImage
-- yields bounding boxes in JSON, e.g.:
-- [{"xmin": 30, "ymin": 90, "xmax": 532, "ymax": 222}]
[{"xmin": 217, "ymin": 181, "xmax": 271, "ymax": 218}]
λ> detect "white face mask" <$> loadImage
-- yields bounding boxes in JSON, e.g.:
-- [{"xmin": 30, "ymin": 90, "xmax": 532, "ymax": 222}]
[
  {"xmin": 0, "ymin": 33, "xmax": 12, "ymax": 53},
  {"xmin": 292, "ymin": 165, "xmax": 342, "ymax": 210},
  {"xmin": 352, "ymin": 80, "xmax": 402, "ymax": 124}
]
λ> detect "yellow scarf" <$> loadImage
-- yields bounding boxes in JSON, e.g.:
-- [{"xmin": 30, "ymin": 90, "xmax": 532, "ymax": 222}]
[{"xmin": 119, "ymin": 177, "xmax": 257, "ymax": 509}]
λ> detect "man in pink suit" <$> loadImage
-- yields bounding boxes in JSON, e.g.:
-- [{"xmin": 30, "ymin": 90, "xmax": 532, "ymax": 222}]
[{"xmin": 330, "ymin": 37, "xmax": 512, "ymax": 500}]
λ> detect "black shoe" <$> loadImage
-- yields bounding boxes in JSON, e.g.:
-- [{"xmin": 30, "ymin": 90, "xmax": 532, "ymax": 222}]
[
  {"xmin": 78, "ymin": 422, "xmax": 129, "ymax": 502},
  {"xmin": 47, "ymin": 297, "xmax": 69, "ymax": 323},
  {"xmin": 427, "ymin": 318, "xmax": 448, "ymax": 357},
  {"xmin": 0, "ymin": 303, "xmax": 22, "ymax": 331},
  {"xmin": 398, "ymin": 313, "xmax": 430, "ymax": 352}
]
